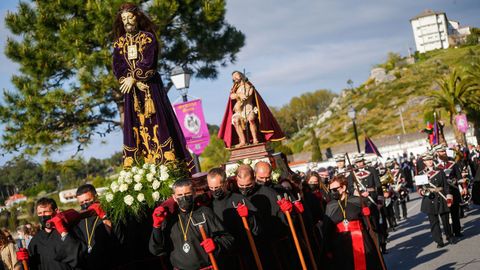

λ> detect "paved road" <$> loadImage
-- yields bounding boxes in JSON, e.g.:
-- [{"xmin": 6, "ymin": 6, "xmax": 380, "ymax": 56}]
[{"xmin": 383, "ymin": 193, "xmax": 480, "ymax": 270}]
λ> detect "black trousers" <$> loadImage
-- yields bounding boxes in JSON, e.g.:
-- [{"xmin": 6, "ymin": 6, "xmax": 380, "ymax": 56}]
[
  {"xmin": 394, "ymin": 200, "xmax": 407, "ymax": 219},
  {"xmin": 427, "ymin": 213, "xmax": 452, "ymax": 244},
  {"xmin": 450, "ymin": 202, "xmax": 462, "ymax": 235}
]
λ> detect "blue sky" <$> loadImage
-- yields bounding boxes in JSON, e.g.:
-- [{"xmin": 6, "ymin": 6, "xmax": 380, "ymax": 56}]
[{"xmin": 1, "ymin": 0, "xmax": 479, "ymax": 164}]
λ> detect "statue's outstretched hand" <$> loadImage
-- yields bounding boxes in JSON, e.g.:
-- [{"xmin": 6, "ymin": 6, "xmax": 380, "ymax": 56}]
[{"xmin": 120, "ymin": 77, "xmax": 135, "ymax": 94}]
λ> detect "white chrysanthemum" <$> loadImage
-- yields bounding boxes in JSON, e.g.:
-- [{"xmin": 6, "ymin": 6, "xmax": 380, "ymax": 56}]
[
  {"xmin": 125, "ymin": 171, "xmax": 133, "ymax": 179},
  {"xmin": 137, "ymin": 193, "xmax": 145, "ymax": 202},
  {"xmin": 131, "ymin": 166, "xmax": 139, "ymax": 174},
  {"xmin": 143, "ymin": 163, "xmax": 150, "ymax": 169},
  {"xmin": 152, "ymin": 180, "xmax": 161, "ymax": 190},
  {"xmin": 139, "ymin": 169, "xmax": 146, "ymax": 176},
  {"xmin": 119, "ymin": 183, "xmax": 129, "ymax": 192},
  {"xmin": 160, "ymin": 172, "xmax": 169, "ymax": 181},
  {"xmin": 124, "ymin": 174, "xmax": 133, "ymax": 184},
  {"xmin": 119, "ymin": 170, "xmax": 127, "ymax": 177},
  {"xmin": 105, "ymin": 193, "xmax": 114, "ymax": 202},
  {"xmin": 124, "ymin": 195, "xmax": 134, "ymax": 206},
  {"xmin": 134, "ymin": 174, "xmax": 142, "ymax": 183},
  {"xmin": 118, "ymin": 174, "xmax": 125, "ymax": 182},
  {"xmin": 110, "ymin": 182, "xmax": 119, "ymax": 193},
  {"xmin": 146, "ymin": 173, "xmax": 154, "ymax": 182},
  {"xmin": 243, "ymin": 158, "xmax": 252, "ymax": 165},
  {"xmin": 134, "ymin": 183, "xmax": 143, "ymax": 191},
  {"xmin": 150, "ymin": 166, "xmax": 157, "ymax": 174},
  {"xmin": 152, "ymin": 191, "xmax": 160, "ymax": 201},
  {"xmin": 160, "ymin": 165, "xmax": 168, "ymax": 173}
]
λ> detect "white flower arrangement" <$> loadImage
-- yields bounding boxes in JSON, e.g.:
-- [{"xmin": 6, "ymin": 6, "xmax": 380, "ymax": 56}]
[
  {"xmin": 134, "ymin": 183, "xmax": 143, "ymax": 191},
  {"xmin": 100, "ymin": 161, "xmax": 189, "ymax": 224},
  {"xmin": 124, "ymin": 195, "xmax": 134, "ymax": 206}
]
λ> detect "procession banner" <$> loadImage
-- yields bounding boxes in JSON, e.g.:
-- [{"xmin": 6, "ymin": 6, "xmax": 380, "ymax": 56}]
[
  {"xmin": 173, "ymin": 99, "xmax": 210, "ymax": 155},
  {"xmin": 455, "ymin": 114, "xmax": 468, "ymax": 133}
]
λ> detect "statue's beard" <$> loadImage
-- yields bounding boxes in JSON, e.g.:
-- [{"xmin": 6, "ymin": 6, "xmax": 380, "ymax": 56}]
[{"xmin": 124, "ymin": 24, "xmax": 137, "ymax": 34}]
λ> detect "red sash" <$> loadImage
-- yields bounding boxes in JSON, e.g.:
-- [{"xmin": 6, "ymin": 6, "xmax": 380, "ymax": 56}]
[{"xmin": 336, "ymin": 220, "xmax": 366, "ymax": 270}]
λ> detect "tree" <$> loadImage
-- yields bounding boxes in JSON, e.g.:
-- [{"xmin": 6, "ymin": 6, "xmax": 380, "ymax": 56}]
[
  {"xmin": 427, "ymin": 69, "xmax": 479, "ymax": 145},
  {"xmin": 200, "ymin": 134, "xmax": 230, "ymax": 172},
  {"xmin": 271, "ymin": 89, "xmax": 336, "ymax": 137},
  {"xmin": 310, "ymin": 129, "xmax": 322, "ymax": 162},
  {"xmin": 1, "ymin": 0, "xmax": 245, "ymax": 156},
  {"xmin": 466, "ymin": 54, "xmax": 480, "ymax": 142}
]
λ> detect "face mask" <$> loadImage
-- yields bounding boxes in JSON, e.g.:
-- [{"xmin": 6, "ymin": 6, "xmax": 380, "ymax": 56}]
[
  {"xmin": 39, "ymin": 215, "xmax": 52, "ymax": 229},
  {"xmin": 330, "ymin": 190, "xmax": 341, "ymax": 201},
  {"xmin": 239, "ymin": 185, "xmax": 255, "ymax": 196},
  {"xmin": 320, "ymin": 177, "xmax": 329, "ymax": 184},
  {"xmin": 212, "ymin": 189, "xmax": 225, "ymax": 200},
  {"xmin": 177, "ymin": 195, "xmax": 194, "ymax": 212},
  {"xmin": 256, "ymin": 179, "xmax": 271, "ymax": 186},
  {"xmin": 308, "ymin": 184, "xmax": 319, "ymax": 191},
  {"xmin": 80, "ymin": 201, "xmax": 94, "ymax": 211}
]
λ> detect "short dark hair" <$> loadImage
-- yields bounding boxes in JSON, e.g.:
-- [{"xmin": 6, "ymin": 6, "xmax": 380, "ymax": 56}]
[
  {"xmin": 76, "ymin": 184, "xmax": 97, "ymax": 197},
  {"xmin": 172, "ymin": 178, "xmax": 193, "ymax": 191},
  {"xmin": 36, "ymin": 197, "xmax": 58, "ymax": 211},
  {"xmin": 207, "ymin": 168, "xmax": 226, "ymax": 183},
  {"xmin": 330, "ymin": 175, "xmax": 348, "ymax": 187}
]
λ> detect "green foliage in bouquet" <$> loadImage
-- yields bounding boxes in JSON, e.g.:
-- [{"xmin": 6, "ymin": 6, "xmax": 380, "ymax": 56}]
[{"xmin": 100, "ymin": 160, "xmax": 189, "ymax": 224}]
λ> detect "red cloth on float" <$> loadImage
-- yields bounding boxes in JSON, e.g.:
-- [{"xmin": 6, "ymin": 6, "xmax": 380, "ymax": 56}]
[{"xmin": 218, "ymin": 81, "xmax": 285, "ymax": 148}]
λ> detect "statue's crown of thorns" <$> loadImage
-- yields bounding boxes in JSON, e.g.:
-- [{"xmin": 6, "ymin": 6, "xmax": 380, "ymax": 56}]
[{"xmin": 118, "ymin": 6, "xmax": 139, "ymax": 14}]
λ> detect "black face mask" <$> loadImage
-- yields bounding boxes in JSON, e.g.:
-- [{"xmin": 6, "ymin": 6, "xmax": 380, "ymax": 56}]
[
  {"xmin": 177, "ymin": 195, "xmax": 194, "ymax": 212},
  {"xmin": 239, "ymin": 185, "xmax": 255, "ymax": 196},
  {"xmin": 256, "ymin": 180, "xmax": 272, "ymax": 187},
  {"xmin": 39, "ymin": 215, "xmax": 52, "ymax": 229},
  {"xmin": 308, "ymin": 184, "xmax": 319, "ymax": 191},
  {"xmin": 80, "ymin": 201, "xmax": 94, "ymax": 211},
  {"xmin": 330, "ymin": 190, "xmax": 341, "ymax": 201},
  {"xmin": 212, "ymin": 189, "xmax": 225, "ymax": 200}
]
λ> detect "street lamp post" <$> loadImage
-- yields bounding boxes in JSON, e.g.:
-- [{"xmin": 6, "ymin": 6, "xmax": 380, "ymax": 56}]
[
  {"xmin": 348, "ymin": 106, "xmax": 361, "ymax": 153},
  {"xmin": 455, "ymin": 104, "xmax": 468, "ymax": 147},
  {"xmin": 170, "ymin": 66, "xmax": 201, "ymax": 172}
]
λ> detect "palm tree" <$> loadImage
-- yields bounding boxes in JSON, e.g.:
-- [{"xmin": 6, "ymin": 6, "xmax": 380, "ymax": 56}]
[
  {"xmin": 427, "ymin": 68, "xmax": 480, "ymax": 145},
  {"xmin": 466, "ymin": 56, "xmax": 480, "ymax": 143}
]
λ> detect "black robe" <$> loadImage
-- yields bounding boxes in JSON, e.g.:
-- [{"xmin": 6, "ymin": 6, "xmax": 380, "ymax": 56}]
[
  {"xmin": 244, "ymin": 185, "xmax": 299, "ymax": 270},
  {"xmin": 149, "ymin": 206, "xmax": 234, "ymax": 270},
  {"xmin": 323, "ymin": 196, "xmax": 383, "ymax": 270},
  {"xmin": 72, "ymin": 216, "xmax": 116, "ymax": 270},
  {"xmin": 28, "ymin": 230, "xmax": 84, "ymax": 270},
  {"xmin": 211, "ymin": 192, "xmax": 261, "ymax": 269}
]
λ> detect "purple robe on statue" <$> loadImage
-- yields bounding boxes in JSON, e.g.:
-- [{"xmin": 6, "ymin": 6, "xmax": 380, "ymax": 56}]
[{"xmin": 113, "ymin": 31, "xmax": 194, "ymax": 171}]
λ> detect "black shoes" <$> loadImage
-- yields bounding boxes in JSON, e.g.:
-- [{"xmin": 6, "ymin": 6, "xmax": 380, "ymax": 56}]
[
  {"xmin": 447, "ymin": 237, "xmax": 457, "ymax": 245},
  {"xmin": 454, "ymin": 233, "xmax": 464, "ymax": 238},
  {"xmin": 437, "ymin": 242, "xmax": 445, "ymax": 248}
]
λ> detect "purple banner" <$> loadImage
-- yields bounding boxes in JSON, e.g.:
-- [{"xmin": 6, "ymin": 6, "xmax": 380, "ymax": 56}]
[
  {"xmin": 173, "ymin": 99, "xmax": 210, "ymax": 155},
  {"xmin": 455, "ymin": 114, "xmax": 468, "ymax": 133}
]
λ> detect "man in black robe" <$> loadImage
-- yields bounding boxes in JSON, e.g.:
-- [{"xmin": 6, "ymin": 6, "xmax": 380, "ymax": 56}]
[
  {"xmin": 207, "ymin": 167, "xmax": 261, "ymax": 269},
  {"xmin": 73, "ymin": 184, "xmax": 116, "ymax": 270},
  {"xmin": 417, "ymin": 152, "xmax": 454, "ymax": 248},
  {"xmin": 149, "ymin": 178, "xmax": 234, "ymax": 269},
  {"xmin": 323, "ymin": 175, "xmax": 384, "ymax": 270},
  {"xmin": 28, "ymin": 197, "xmax": 85, "ymax": 270},
  {"xmin": 347, "ymin": 154, "xmax": 387, "ymax": 253},
  {"xmin": 236, "ymin": 164, "xmax": 299, "ymax": 270}
]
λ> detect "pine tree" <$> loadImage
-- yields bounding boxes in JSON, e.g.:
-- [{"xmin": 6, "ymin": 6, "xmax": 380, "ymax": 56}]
[{"xmin": 1, "ymin": 0, "xmax": 245, "ymax": 156}]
